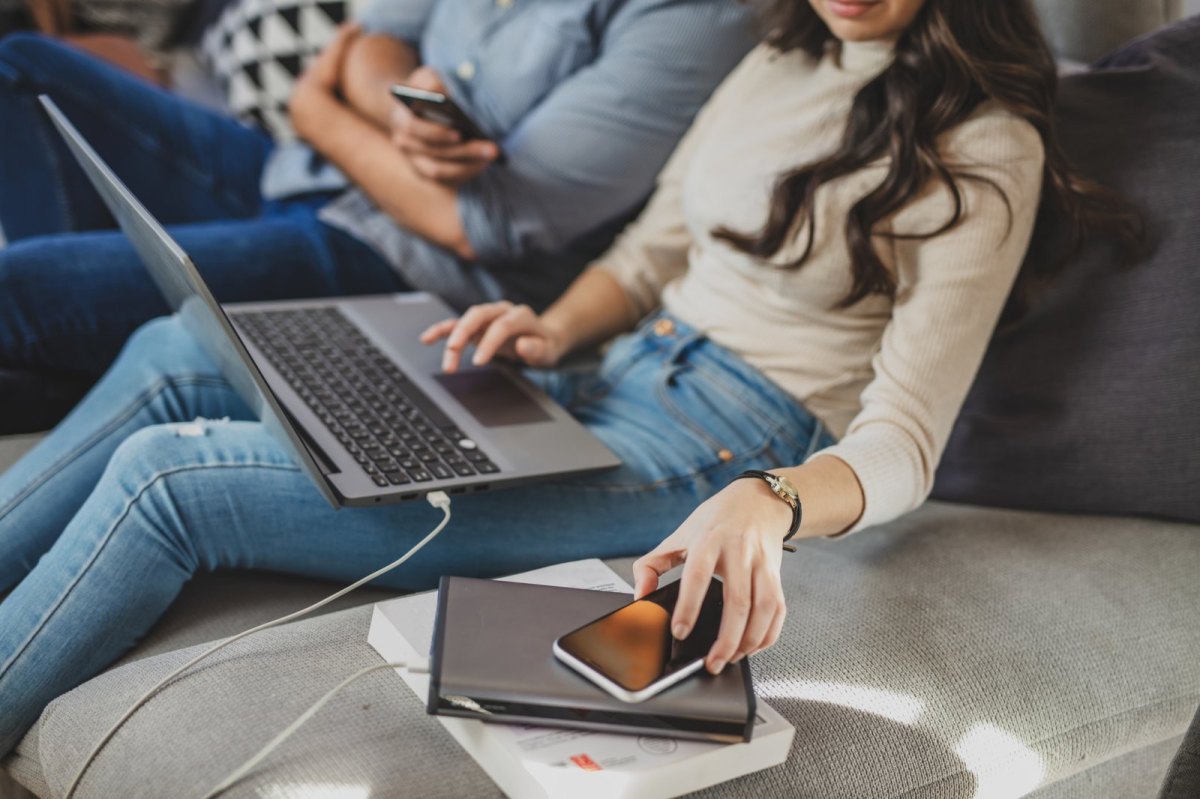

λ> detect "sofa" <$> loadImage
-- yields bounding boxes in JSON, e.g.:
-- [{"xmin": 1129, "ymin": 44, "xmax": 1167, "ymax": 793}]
[{"xmin": 2, "ymin": 2, "xmax": 1199, "ymax": 797}]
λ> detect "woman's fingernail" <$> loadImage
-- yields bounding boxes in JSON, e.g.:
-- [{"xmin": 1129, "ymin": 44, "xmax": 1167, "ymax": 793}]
[
  {"xmin": 672, "ymin": 623, "xmax": 689, "ymax": 640},
  {"xmin": 710, "ymin": 658, "xmax": 727, "ymax": 674}
]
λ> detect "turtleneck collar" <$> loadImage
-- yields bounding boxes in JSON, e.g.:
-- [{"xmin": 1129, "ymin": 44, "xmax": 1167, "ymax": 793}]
[{"xmin": 836, "ymin": 37, "xmax": 897, "ymax": 75}]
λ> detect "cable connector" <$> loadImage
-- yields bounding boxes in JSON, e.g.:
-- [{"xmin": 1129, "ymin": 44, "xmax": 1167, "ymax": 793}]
[{"xmin": 426, "ymin": 490, "xmax": 452, "ymax": 512}]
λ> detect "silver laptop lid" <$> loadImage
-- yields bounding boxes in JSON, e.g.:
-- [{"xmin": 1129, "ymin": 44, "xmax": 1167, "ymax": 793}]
[{"xmin": 38, "ymin": 95, "xmax": 340, "ymax": 508}]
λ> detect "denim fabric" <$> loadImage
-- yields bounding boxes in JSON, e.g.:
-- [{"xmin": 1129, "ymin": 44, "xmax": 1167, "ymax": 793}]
[
  {"xmin": 0, "ymin": 312, "xmax": 832, "ymax": 754},
  {"xmin": 0, "ymin": 34, "xmax": 404, "ymax": 376}
]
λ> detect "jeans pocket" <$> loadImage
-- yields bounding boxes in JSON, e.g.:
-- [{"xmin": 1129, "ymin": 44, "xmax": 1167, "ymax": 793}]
[{"xmin": 655, "ymin": 363, "xmax": 778, "ymax": 472}]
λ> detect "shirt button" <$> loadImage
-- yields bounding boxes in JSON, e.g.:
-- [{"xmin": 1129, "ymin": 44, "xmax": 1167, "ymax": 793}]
[
  {"xmin": 652, "ymin": 318, "xmax": 675, "ymax": 337},
  {"xmin": 456, "ymin": 61, "xmax": 476, "ymax": 81}
]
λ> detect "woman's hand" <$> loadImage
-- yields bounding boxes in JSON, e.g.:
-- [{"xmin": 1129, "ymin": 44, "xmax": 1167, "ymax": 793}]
[
  {"xmin": 632, "ymin": 477, "xmax": 793, "ymax": 674},
  {"xmin": 390, "ymin": 67, "xmax": 500, "ymax": 186},
  {"xmin": 420, "ymin": 301, "xmax": 569, "ymax": 373}
]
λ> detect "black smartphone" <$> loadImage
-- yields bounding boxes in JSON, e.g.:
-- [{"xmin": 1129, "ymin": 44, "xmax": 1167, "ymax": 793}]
[
  {"xmin": 553, "ymin": 578, "xmax": 724, "ymax": 703},
  {"xmin": 389, "ymin": 84, "xmax": 492, "ymax": 142}
]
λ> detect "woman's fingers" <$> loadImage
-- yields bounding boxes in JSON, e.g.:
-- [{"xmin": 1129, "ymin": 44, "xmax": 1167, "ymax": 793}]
[
  {"xmin": 471, "ymin": 304, "xmax": 536, "ymax": 367},
  {"xmin": 706, "ymin": 557, "xmax": 752, "ymax": 674},
  {"xmin": 419, "ymin": 317, "xmax": 459, "ymax": 344},
  {"xmin": 441, "ymin": 302, "xmax": 511, "ymax": 372},
  {"xmin": 733, "ymin": 564, "xmax": 782, "ymax": 661},
  {"xmin": 670, "ymin": 544, "xmax": 718, "ymax": 643},
  {"xmin": 632, "ymin": 546, "xmax": 684, "ymax": 600},
  {"xmin": 759, "ymin": 602, "xmax": 787, "ymax": 656}
]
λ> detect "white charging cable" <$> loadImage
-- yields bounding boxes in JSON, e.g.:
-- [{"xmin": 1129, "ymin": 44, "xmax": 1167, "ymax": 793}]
[
  {"xmin": 64, "ymin": 491, "xmax": 453, "ymax": 799},
  {"xmin": 200, "ymin": 659, "xmax": 428, "ymax": 799}
]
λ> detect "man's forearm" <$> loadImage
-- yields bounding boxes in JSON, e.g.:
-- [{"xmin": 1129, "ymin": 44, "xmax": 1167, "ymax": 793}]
[
  {"xmin": 291, "ymin": 82, "xmax": 473, "ymax": 259},
  {"xmin": 341, "ymin": 34, "xmax": 419, "ymax": 130}
]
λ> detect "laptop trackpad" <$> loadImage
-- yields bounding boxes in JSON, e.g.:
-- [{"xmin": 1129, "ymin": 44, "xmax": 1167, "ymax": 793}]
[{"xmin": 434, "ymin": 369, "xmax": 552, "ymax": 427}]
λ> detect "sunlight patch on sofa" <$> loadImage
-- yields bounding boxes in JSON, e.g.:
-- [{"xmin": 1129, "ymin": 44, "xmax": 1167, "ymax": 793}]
[
  {"xmin": 757, "ymin": 679, "xmax": 926, "ymax": 725},
  {"xmin": 955, "ymin": 722, "xmax": 1045, "ymax": 799}
]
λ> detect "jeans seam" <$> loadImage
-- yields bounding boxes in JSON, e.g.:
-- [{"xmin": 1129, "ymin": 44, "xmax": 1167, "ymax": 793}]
[
  {"xmin": 0, "ymin": 460, "xmax": 302, "ymax": 685},
  {"xmin": 0, "ymin": 375, "xmax": 235, "ymax": 523}
]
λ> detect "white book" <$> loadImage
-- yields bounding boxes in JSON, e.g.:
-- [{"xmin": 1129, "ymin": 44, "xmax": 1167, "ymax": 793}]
[{"xmin": 367, "ymin": 559, "xmax": 795, "ymax": 799}]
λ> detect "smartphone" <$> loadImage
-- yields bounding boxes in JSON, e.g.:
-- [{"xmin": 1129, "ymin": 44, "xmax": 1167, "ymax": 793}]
[
  {"xmin": 553, "ymin": 578, "xmax": 725, "ymax": 703},
  {"xmin": 389, "ymin": 84, "xmax": 492, "ymax": 142}
]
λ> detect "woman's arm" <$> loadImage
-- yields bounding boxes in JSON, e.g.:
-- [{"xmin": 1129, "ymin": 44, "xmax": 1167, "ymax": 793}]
[
  {"xmin": 643, "ymin": 110, "xmax": 1048, "ymax": 674},
  {"xmin": 420, "ymin": 267, "xmax": 638, "ymax": 372}
]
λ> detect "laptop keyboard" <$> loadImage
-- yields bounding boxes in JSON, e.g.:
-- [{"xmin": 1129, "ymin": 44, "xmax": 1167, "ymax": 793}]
[{"xmin": 232, "ymin": 307, "xmax": 500, "ymax": 488}]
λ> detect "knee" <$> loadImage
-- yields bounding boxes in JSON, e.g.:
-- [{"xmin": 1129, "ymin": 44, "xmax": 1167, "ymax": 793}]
[
  {"xmin": 0, "ymin": 33, "xmax": 62, "ymax": 84},
  {"xmin": 103, "ymin": 425, "xmax": 205, "ymax": 558},
  {"xmin": 122, "ymin": 316, "xmax": 194, "ymax": 359},
  {"xmin": 113, "ymin": 316, "xmax": 212, "ymax": 382}
]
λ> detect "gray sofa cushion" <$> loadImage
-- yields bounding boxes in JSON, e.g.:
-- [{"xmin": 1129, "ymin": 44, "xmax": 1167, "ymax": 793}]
[
  {"xmin": 14, "ymin": 502, "xmax": 1199, "ymax": 798},
  {"xmin": 933, "ymin": 17, "xmax": 1200, "ymax": 524},
  {"xmin": 1032, "ymin": 0, "xmax": 1186, "ymax": 63}
]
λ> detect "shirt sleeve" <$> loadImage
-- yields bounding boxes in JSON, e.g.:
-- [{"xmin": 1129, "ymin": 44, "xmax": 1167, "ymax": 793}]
[
  {"xmin": 456, "ymin": 0, "xmax": 755, "ymax": 269},
  {"xmin": 591, "ymin": 45, "xmax": 772, "ymax": 318},
  {"xmin": 355, "ymin": 0, "xmax": 435, "ymax": 43},
  {"xmin": 811, "ymin": 109, "xmax": 1046, "ymax": 533}
]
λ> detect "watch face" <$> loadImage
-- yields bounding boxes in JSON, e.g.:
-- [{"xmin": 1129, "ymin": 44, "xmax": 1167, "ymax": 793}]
[{"xmin": 769, "ymin": 475, "xmax": 799, "ymax": 506}]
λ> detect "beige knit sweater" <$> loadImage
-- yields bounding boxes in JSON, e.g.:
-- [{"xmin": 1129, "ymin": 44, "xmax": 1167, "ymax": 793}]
[{"xmin": 594, "ymin": 40, "xmax": 1045, "ymax": 532}]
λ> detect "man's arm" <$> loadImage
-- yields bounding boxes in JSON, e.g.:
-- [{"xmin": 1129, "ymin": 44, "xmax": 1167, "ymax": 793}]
[
  {"xmin": 289, "ymin": 27, "xmax": 472, "ymax": 259},
  {"xmin": 340, "ymin": 34, "xmax": 419, "ymax": 130},
  {"xmin": 453, "ymin": 0, "xmax": 754, "ymax": 267},
  {"xmin": 336, "ymin": 0, "xmax": 433, "ymax": 129}
]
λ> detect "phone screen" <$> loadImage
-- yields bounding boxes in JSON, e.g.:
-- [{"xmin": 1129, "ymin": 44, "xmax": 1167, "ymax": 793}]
[
  {"xmin": 389, "ymin": 84, "xmax": 490, "ymax": 142},
  {"xmin": 557, "ymin": 579, "xmax": 724, "ymax": 693}
]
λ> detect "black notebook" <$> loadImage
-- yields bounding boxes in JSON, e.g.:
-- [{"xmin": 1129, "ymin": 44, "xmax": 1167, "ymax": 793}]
[{"xmin": 428, "ymin": 577, "xmax": 756, "ymax": 743}]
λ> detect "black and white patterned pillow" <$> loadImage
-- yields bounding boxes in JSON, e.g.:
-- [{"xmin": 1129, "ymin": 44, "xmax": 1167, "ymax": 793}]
[{"xmin": 200, "ymin": 0, "xmax": 353, "ymax": 140}]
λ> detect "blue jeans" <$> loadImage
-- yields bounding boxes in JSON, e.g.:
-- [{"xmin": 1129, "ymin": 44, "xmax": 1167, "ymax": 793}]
[
  {"xmin": 0, "ymin": 312, "xmax": 833, "ymax": 754},
  {"xmin": 0, "ymin": 33, "xmax": 403, "ymax": 376}
]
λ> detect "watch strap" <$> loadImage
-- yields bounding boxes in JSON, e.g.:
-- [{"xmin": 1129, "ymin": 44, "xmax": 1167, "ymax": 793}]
[{"xmin": 732, "ymin": 470, "xmax": 802, "ymax": 551}]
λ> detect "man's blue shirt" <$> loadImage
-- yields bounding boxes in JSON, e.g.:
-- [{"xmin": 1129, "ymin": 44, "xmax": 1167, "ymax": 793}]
[{"xmin": 262, "ymin": 0, "xmax": 755, "ymax": 310}]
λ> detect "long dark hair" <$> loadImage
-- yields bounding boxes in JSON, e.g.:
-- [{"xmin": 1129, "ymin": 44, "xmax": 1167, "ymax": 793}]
[{"xmin": 716, "ymin": 0, "xmax": 1142, "ymax": 313}]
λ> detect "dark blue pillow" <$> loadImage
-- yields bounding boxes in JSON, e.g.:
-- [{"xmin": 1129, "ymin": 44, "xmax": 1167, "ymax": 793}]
[{"xmin": 932, "ymin": 17, "xmax": 1200, "ymax": 523}]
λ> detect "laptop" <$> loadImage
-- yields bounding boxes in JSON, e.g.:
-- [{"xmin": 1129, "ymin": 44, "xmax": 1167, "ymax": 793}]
[{"xmin": 39, "ymin": 95, "xmax": 621, "ymax": 508}]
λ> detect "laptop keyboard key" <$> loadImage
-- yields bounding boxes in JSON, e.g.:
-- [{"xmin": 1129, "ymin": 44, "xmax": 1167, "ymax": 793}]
[{"xmin": 231, "ymin": 307, "xmax": 500, "ymax": 487}]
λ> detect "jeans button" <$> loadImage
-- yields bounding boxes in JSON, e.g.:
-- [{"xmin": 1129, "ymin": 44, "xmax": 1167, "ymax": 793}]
[
  {"xmin": 717, "ymin": 448, "xmax": 734, "ymax": 463},
  {"xmin": 653, "ymin": 318, "xmax": 675, "ymax": 337}
]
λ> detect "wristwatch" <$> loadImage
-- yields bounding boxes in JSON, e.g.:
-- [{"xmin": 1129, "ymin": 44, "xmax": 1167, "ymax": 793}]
[{"xmin": 732, "ymin": 470, "xmax": 802, "ymax": 552}]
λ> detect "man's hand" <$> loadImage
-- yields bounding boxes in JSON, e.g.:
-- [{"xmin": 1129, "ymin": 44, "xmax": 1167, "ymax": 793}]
[{"xmin": 390, "ymin": 67, "xmax": 500, "ymax": 186}]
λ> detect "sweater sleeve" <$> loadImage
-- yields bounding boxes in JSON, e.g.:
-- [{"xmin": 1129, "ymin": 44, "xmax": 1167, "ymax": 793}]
[
  {"xmin": 592, "ymin": 45, "xmax": 772, "ymax": 318},
  {"xmin": 812, "ymin": 109, "xmax": 1045, "ymax": 533}
]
